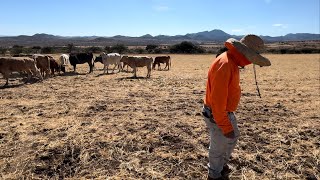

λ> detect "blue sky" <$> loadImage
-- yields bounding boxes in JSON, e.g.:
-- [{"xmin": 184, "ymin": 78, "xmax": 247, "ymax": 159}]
[{"xmin": 0, "ymin": 0, "xmax": 319, "ymax": 37}]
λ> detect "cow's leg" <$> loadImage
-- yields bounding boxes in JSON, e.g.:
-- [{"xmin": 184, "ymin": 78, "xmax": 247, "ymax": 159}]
[
  {"xmin": 91, "ymin": 62, "xmax": 94, "ymax": 73},
  {"xmin": 41, "ymin": 69, "xmax": 45, "ymax": 78},
  {"xmin": 133, "ymin": 66, "xmax": 137, "ymax": 78},
  {"xmin": 73, "ymin": 64, "xmax": 76, "ymax": 72},
  {"xmin": 3, "ymin": 73, "xmax": 9, "ymax": 86},
  {"xmin": 32, "ymin": 68, "xmax": 43, "ymax": 81},
  {"xmin": 88, "ymin": 62, "xmax": 93, "ymax": 73},
  {"xmin": 5, "ymin": 78, "xmax": 9, "ymax": 86},
  {"xmin": 112, "ymin": 64, "xmax": 116, "ymax": 73},
  {"xmin": 103, "ymin": 63, "xmax": 106, "ymax": 74},
  {"xmin": 165, "ymin": 62, "xmax": 169, "ymax": 70},
  {"xmin": 118, "ymin": 63, "xmax": 121, "ymax": 73},
  {"xmin": 147, "ymin": 65, "xmax": 151, "ymax": 78},
  {"xmin": 26, "ymin": 72, "xmax": 32, "ymax": 83}
]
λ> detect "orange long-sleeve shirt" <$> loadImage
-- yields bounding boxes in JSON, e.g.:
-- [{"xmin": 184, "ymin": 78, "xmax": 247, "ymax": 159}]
[{"xmin": 205, "ymin": 43, "xmax": 251, "ymax": 134}]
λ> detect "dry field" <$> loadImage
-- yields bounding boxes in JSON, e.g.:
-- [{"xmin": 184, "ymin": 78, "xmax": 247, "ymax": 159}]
[{"xmin": 0, "ymin": 54, "xmax": 319, "ymax": 179}]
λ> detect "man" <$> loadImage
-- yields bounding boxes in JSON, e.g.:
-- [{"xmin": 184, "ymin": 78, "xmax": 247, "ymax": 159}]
[{"xmin": 203, "ymin": 35, "xmax": 271, "ymax": 180}]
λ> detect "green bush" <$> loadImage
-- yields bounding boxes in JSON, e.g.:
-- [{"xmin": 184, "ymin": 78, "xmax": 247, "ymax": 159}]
[
  {"xmin": 85, "ymin": 46, "xmax": 103, "ymax": 53},
  {"xmin": 170, "ymin": 41, "xmax": 205, "ymax": 54},
  {"xmin": 41, "ymin": 47, "xmax": 53, "ymax": 54},
  {"xmin": 110, "ymin": 44, "xmax": 128, "ymax": 54},
  {"xmin": 0, "ymin": 47, "xmax": 7, "ymax": 55},
  {"xmin": 146, "ymin": 44, "xmax": 158, "ymax": 53}
]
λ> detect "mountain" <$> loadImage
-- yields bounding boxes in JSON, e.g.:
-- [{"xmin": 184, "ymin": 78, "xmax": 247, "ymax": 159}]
[
  {"xmin": 0, "ymin": 30, "xmax": 319, "ymax": 46},
  {"xmin": 186, "ymin": 29, "xmax": 232, "ymax": 41}
]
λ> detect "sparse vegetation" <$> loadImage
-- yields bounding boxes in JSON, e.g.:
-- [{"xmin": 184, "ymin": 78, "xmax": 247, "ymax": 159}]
[
  {"xmin": 0, "ymin": 47, "xmax": 7, "ymax": 55},
  {"xmin": 1, "ymin": 41, "xmax": 319, "ymax": 56}
]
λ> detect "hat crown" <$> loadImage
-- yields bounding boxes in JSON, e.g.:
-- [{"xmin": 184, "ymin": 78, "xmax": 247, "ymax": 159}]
[{"xmin": 240, "ymin": 35, "xmax": 265, "ymax": 53}]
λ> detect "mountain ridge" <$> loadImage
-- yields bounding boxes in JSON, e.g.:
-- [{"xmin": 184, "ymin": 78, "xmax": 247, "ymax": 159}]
[{"xmin": 0, "ymin": 29, "xmax": 319, "ymax": 46}]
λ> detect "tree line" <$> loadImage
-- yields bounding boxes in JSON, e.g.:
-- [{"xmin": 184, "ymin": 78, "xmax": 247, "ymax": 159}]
[{"xmin": 0, "ymin": 41, "xmax": 319, "ymax": 56}]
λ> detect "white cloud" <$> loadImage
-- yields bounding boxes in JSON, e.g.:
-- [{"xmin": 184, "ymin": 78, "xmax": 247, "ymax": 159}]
[
  {"xmin": 153, "ymin": 5, "xmax": 169, "ymax": 12},
  {"xmin": 272, "ymin": 24, "xmax": 288, "ymax": 28}
]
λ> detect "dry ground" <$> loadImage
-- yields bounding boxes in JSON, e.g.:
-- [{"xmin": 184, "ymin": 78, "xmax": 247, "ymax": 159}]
[{"xmin": 0, "ymin": 54, "xmax": 319, "ymax": 179}]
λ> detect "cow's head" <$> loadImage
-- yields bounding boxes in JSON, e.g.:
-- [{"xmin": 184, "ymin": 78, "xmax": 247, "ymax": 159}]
[{"xmin": 120, "ymin": 55, "xmax": 128, "ymax": 62}]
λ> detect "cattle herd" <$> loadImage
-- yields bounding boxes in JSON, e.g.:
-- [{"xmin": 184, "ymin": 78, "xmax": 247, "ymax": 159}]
[{"xmin": 0, "ymin": 53, "xmax": 171, "ymax": 86}]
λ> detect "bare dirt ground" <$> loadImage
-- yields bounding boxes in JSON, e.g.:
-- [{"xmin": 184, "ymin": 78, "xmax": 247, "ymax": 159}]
[{"xmin": 0, "ymin": 54, "xmax": 319, "ymax": 179}]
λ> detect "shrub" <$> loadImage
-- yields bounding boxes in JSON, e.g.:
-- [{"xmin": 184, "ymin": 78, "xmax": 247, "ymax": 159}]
[
  {"xmin": 11, "ymin": 45, "xmax": 24, "ymax": 55},
  {"xmin": 41, "ymin": 47, "xmax": 53, "ymax": 54},
  {"xmin": 170, "ymin": 41, "xmax": 205, "ymax": 54},
  {"xmin": 0, "ymin": 47, "xmax": 7, "ymax": 55},
  {"xmin": 110, "ymin": 44, "xmax": 128, "ymax": 54},
  {"xmin": 67, "ymin": 43, "xmax": 75, "ymax": 53},
  {"xmin": 146, "ymin": 44, "xmax": 158, "ymax": 53},
  {"xmin": 85, "ymin": 46, "xmax": 103, "ymax": 53},
  {"xmin": 134, "ymin": 48, "xmax": 145, "ymax": 54}
]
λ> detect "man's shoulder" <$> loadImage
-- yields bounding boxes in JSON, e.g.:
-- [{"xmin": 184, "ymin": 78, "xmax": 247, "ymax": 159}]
[{"xmin": 214, "ymin": 52, "xmax": 229, "ymax": 65}]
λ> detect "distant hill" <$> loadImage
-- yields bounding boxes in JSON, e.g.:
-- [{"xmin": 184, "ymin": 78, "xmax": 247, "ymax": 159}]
[{"xmin": 0, "ymin": 30, "xmax": 319, "ymax": 46}]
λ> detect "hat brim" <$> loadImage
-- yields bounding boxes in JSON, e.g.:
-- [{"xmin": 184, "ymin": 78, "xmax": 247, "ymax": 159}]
[{"xmin": 225, "ymin": 38, "xmax": 271, "ymax": 66}]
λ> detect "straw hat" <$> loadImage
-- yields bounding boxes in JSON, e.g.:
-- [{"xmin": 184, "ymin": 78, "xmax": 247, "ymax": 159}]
[{"xmin": 225, "ymin": 34, "xmax": 271, "ymax": 66}]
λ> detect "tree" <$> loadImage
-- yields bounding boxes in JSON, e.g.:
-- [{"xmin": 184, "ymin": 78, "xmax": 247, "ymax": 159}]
[
  {"xmin": 67, "ymin": 43, "xmax": 74, "ymax": 53},
  {"xmin": 105, "ymin": 46, "xmax": 111, "ymax": 53},
  {"xmin": 0, "ymin": 47, "xmax": 7, "ymax": 55},
  {"xmin": 85, "ymin": 46, "xmax": 103, "ymax": 53},
  {"xmin": 146, "ymin": 44, "xmax": 158, "ymax": 53},
  {"xmin": 134, "ymin": 48, "xmax": 145, "ymax": 54},
  {"xmin": 111, "ymin": 44, "xmax": 128, "ymax": 54},
  {"xmin": 32, "ymin": 46, "xmax": 42, "ymax": 53},
  {"xmin": 11, "ymin": 45, "xmax": 24, "ymax": 55},
  {"xmin": 41, "ymin": 46, "xmax": 53, "ymax": 54},
  {"xmin": 169, "ymin": 41, "xmax": 205, "ymax": 54}
]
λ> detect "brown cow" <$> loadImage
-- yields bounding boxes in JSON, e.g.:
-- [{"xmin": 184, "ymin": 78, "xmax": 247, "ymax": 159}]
[
  {"xmin": 32, "ymin": 54, "xmax": 51, "ymax": 78},
  {"xmin": 0, "ymin": 57, "xmax": 43, "ymax": 86},
  {"xmin": 152, "ymin": 55, "xmax": 171, "ymax": 70},
  {"xmin": 120, "ymin": 56, "xmax": 153, "ymax": 78},
  {"xmin": 49, "ymin": 57, "xmax": 65, "ymax": 75}
]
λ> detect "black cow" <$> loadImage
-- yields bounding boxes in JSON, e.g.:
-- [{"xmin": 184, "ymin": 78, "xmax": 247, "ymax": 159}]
[
  {"xmin": 94, "ymin": 55, "xmax": 102, "ymax": 63},
  {"xmin": 69, "ymin": 53, "xmax": 94, "ymax": 73}
]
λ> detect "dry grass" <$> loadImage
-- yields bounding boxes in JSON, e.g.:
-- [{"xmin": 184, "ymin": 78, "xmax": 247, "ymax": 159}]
[{"xmin": 0, "ymin": 54, "xmax": 319, "ymax": 179}]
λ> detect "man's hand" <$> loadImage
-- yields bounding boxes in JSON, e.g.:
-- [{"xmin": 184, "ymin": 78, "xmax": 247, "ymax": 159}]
[{"xmin": 224, "ymin": 131, "xmax": 235, "ymax": 139}]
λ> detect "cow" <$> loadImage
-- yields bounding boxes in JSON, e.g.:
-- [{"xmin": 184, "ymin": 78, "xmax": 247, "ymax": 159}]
[
  {"xmin": 0, "ymin": 57, "xmax": 43, "ymax": 86},
  {"xmin": 32, "ymin": 54, "xmax": 51, "ymax": 78},
  {"xmin": 94, "ymin": 55, "xmax": 102, "ymax": 64},
  {"xmin": 59, "ymin": 54, "xmax": 69, "ymax": 66},
  {"xmin": 152, "ymin": 55, "xmax": 171, "ymax": 70},
  {"xmin": 120, "ymin": 56, "xmax": 153, "ymax": 78},
  {"xmin": 69, "ymin": 53, "xmax": 94, "ymax": 73},
  {"xmin": 97, "ymin": 52, "xmax": 122, "ymax": 74},
  {"xmin": 49, "ymin": 57, "xmax": 65, "ymax": 75}
]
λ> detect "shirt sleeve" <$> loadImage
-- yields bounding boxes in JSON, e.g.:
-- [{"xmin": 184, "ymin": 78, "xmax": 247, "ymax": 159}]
[{"xmin": 210, "ymin": 63, "xmax": 234, "ymax": 135}]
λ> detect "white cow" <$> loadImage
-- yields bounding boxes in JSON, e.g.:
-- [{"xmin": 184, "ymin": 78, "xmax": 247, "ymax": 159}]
[
  {"xmin": 59, "ymin": 54, "xmax": 70, "ymax": 66},
  {"xmin": 100, "ymin": 52, "xmax": 122, "ymax": 74}
]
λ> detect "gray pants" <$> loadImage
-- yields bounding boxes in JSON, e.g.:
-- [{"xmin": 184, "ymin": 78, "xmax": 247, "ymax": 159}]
[{"xmin": 203, "ymin": 111, "xmax": 240, "ymax": 178}]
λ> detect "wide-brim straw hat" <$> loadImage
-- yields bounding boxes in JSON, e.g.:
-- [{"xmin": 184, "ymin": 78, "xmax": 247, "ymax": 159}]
[{"xmin": 225, "ymin": 34, "xmax": 271, "ymax": 66}]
